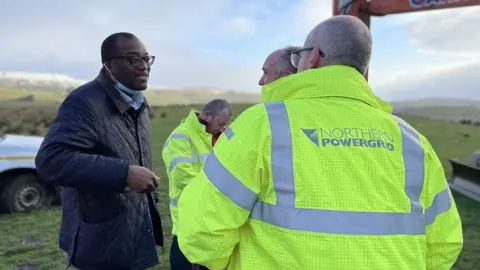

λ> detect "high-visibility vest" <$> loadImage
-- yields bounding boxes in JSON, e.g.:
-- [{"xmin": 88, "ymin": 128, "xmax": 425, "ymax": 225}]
[
  {"xmin": 162, "ymin": 110, "xmax": 213, "ymax": 235},
  {"xmin": 177, "ymin": 66, "xmax": 463, "ymax": 270}
]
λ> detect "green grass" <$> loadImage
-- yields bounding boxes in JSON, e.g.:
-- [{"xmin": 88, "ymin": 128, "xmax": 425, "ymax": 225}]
[
  {"xmin": 0, "ymin": 88, "xmax": 260, "ymax": 107},
  {"xmin": 0, "ymin": 105, "xmax": 479, "ymax": 269},
  {"xmin": 395, "ymin": 106, "xmax": 480, "ymax": 122},
  {"xmin": 0, "ymin": 88, "xmax": 67, "ymax": 104}
]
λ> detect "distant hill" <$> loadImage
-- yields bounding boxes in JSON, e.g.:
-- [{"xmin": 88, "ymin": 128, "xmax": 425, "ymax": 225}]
[
  {"xmin": 0, "ymin": 71, "xmax": 260, "ymax": 105},
  {"xmin": 393, "ymin": 106, "xmax": 480, "ymax": 121},
  {"xmin": 392, "ymin": 98, "xmax": 480, "ymax": 109},
  {"xmin": 144, "ymin": 89, "xmax": 260, "ymax": 105},
  {"xmin": 0, "ymin": 71, "xmax": 85, "ymax": 91},
  {"xmin": 0, "ymin": 87, "xmax": 261, "ymax": 106},
  {"xmin": 392, "ymin": 98, "xmax": 480, "ymax": 121},
  {"xmin": 1, "ymin": 71, "xmax": 479, "ymax": 118}
]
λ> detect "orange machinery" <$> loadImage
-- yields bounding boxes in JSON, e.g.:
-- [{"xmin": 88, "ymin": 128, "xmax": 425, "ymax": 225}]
[{"xmin": 333, "ymin": 0, "xmax": 480, "ymax": 79}]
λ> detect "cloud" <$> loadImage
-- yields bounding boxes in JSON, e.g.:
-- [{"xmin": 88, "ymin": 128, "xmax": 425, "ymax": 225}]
[
  {"xmin": 404, "ymin": 6, "xmax": 480, "ymax": 55},
  {"xmin": 0, "ymin": 0, "xmax": 270, "ymax": 91},
  {"xmin": 374, "ymin": 57, "xmax": 480, "ymax": 101},
  {"xmin": 294, "ymin": 0, "xmax": 332, "ymax": 31},
  {"xmin": 1, "ymin": 0, "xmax": 477, "ymax": 101},
  {"xmin": 291, "ymin": 0, "xmax": 332, "ymax": 44},
  {"xmin": 371, "ymin": 4, "xmax": 480, "ymax": 100},
  {"xmin": 0, "ymin": 1, "xmax": 226, "ymax": 62},
  {"xmin": 220, "ymin": 17, "xmax": 257, "ymax": 38},
  {"xmin": 0, "ymin": 0, "xmax": 337, "ymax": 92}
]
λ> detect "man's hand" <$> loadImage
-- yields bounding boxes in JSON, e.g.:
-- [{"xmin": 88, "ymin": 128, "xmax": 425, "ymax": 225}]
[{"xmin": 127, "ymin": 165, "xmax": 160, "ymax": 193}]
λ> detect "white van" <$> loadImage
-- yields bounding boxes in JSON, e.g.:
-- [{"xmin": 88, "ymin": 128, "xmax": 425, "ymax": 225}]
[{"xmin": 0, "ymin": 134, "xmax": 58, "ymax": 213}]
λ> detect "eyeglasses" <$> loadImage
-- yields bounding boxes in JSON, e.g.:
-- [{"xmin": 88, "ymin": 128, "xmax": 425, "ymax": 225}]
[
  {"xmin": 108, "ymin": 55, "xmax": 155, "ymax": 68},
  {"xmin": 290, "ymin": 47, "xmax": 325, "ymax": 68}
]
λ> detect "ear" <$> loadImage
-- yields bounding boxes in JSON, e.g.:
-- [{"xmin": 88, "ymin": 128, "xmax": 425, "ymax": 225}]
[{"xmin": 308, "ymin": 47, "xmax": 322, "ymax": 69}]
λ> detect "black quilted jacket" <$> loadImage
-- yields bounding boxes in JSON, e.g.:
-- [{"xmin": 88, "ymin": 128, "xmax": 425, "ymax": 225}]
[{"xmin": 35, "ymin": 70, "xmax": 164, "ymax": 270}]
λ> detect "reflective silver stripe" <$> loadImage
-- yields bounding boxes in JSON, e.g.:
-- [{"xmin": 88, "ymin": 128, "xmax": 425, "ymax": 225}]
[
  {"xmin": 169, "ymin": 153, "xmax": 209, "ymax": 172},
  {"xmin": 264, "ymin": 102, "xmax": 295, "ymax": 206},
  {"xmin": 204, "ymin": 101, "xmax": 428, "ymax": 235},
  {"xmin": 191, "ymin": 146, "xmax": 209, "ymax": 163},
  {"xmin": 171, "ymin": 133, "xmax": 191, "ymax": 142},
  {"xmin": 224, "ymin": 127, "xmax": 235, "ymax": 140},
  {"xmin": 197, "ymin": 153, "xmax": 209, "ymax": 163},
  {"xmin": 203, "ymin": 153, "xmax": 257, "ymax": 210},
  {"xmin": 251, "ymin": 203, "xmax": 425, "ymax": 235},
  {"xmin": 393, "ymin": 116, "xmax": 425, "ymax": 214},
  {"xmin": 166, "ymin": 133, "xmax": 209, "ymax": 171},
  {"xmin": 169, "ymin": 156, "xmax": 193, "ymax": 172},
  {"xmin": 164, "ymin": 133, "xmax": 192, "ymax": 149},
  {"xmin": 170, "ymin": 198, "xmax": 178, "ymax": 206},
  {"xmin": 426, "ymin": 187, "xmax": 452, "ymax": 226}
]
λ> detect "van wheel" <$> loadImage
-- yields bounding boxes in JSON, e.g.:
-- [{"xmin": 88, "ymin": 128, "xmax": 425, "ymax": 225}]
[{"xmin": 0, "ymin": 173, "xmax": 54, "ymax": 213}]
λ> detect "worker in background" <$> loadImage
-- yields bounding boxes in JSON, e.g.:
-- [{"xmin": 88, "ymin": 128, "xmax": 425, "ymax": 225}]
[
  {"xmin": 258, "ymin": 46, "xmax": 301, "ymax": 86},
  {"xmin": 177, "ymin": 15, "xmax": 463, "ymax": 270},
  {"xmin": 162, "ymin": 99, "xmax": 232, "ymax": 270}
]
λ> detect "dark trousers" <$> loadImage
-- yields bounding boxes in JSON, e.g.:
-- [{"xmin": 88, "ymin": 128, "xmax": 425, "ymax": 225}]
[{"xmin": 170, "ymin": 235, "xmax": 208, "ymax": 270}]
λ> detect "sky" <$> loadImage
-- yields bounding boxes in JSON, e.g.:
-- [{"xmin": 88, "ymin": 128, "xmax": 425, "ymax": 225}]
[{"xmin": 0, "ymin": 0, "xmax": 478, "ymax": 101}]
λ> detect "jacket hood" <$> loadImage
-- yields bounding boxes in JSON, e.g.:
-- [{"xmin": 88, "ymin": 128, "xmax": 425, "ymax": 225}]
[
  {"xmin": 261, "ymin": 65, "xmax": 393, "ymax": 113},
  {"xmin": 184, "ymin": 109, "xmax": 212, "ymax": 138}
]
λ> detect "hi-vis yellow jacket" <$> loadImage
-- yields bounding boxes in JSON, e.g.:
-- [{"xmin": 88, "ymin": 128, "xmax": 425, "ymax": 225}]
[
  {"xmin": 177, "ymin": 66, "xmax": 463, "ymax": 270},
  {"xmin": 162, "ymin": 109, "xmax": 218, "ymax": 235}
]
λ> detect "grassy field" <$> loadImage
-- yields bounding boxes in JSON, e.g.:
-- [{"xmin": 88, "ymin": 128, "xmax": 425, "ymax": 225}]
[
  {"xmin": 0, "ymin": 87, "xmax": 260, "ymax": 107},
  {"xmin": 0, "ymin": 104, "xmax": 480, "ymax": 269}
]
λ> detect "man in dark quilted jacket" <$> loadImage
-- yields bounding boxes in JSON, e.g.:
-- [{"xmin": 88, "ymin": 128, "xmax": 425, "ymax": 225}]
[{"xmin": 35, "ymin": 32, "xmax": 164, "ymax": 270}]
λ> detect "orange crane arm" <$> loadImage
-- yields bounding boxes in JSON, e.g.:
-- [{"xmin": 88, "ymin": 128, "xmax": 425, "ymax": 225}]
[
  {"xmin": 334, "ymin": 0, "xmax": 480, "ymax": 17},
  {"xmin": 331, "ymin": 0, "xmax": 480, "ymax": 81},
  {"xmin": 370, "ymin": 0, "xmax": 480, "ymax": 15}
]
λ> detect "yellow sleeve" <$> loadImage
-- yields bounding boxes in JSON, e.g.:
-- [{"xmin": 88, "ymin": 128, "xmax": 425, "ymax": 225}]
[
  {"xmin": 162, "ymin": 133, "xmax": 197, "ymax": 191},
  {"xmin": 423, "ymin": 139, "xmax": 463, "ymax": 270},
  {"xmin": 177, "ymin": 104, "xmax": 267, "ymax": 270}
]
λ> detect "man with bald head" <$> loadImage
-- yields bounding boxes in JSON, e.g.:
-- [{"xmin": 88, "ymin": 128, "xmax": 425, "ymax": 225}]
[
  {"xmin": 290, "ymin": 15, "xmax": 371, "ymax": 74},
  {"xmin": 258, "ymin": 46, "xmax": 300, "ymax": 86},
  {"xmin": 176, "ymin": 15, "xmax": 462, "ymax": 269}
]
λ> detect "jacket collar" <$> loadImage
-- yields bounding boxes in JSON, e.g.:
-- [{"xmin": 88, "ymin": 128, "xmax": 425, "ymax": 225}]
[
  {"xmin": 261, "ymin": 65, "xmax": 392, "ymax": 113},
  {"xmin": 184, "ymin": 110, "xmax": 212, "ymax": 140},
  {"xmin": 95, "ymin": 69, "xmax": 150, "ymax": 114}
]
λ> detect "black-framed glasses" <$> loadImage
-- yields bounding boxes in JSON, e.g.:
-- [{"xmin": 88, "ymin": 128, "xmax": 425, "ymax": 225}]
[
  {"xmin": 290, "ymin": 47, "xmax": 325, "ymax": 68},
  {"xmin": 108, "ymin": 55, "xmax": 155, "ymax": 67}
]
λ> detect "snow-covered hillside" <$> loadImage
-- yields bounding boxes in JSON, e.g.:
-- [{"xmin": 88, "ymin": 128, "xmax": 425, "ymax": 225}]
[
  {"xmin": 0, "ymin": 71, "xmax": 85, "ymax": 90},
  {"xmin": 0, "ymin": 71, "xmax": 261, "ymax": 106}
]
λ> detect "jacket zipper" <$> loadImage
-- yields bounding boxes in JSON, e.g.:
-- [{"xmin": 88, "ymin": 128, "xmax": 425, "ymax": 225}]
[
  {"xmin": 134, "ymin": 110, "xmax": 143, "ymax": 166},
  {"xmin": 134, "ymin": 109, "xmax": 157, "ymax": 245}
]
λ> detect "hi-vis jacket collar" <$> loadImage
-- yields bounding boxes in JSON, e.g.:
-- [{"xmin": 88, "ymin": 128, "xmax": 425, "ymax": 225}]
[
  {"xmin": 184, "ymin": 109, "xmax": 211, "ymax": 139},
  {"xmin": 261, "ymin": 65, "xmax": 393, "ymax": 114}
]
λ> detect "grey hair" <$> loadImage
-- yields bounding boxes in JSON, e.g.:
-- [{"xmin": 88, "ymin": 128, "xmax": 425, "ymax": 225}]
[
  {"xmin": 304, "ymin": 15, "xmax": 372, "ymax": 75},
  {"xmin": 276, "ymin": 46, "xmax": 302, "ymax": 75},
  {"xmin": 202, "ymin": 99, "xmax": 232, "ymax": 116}
]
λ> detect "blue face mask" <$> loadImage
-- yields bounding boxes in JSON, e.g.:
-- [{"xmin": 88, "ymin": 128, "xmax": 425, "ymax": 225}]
[
  {"xmin": 103, "ymin": 63, "xmax": 140, "ymax": 95},
  {"xmin": 115, "ymin": 81, "xmax": 137, "ymax": 95}
]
